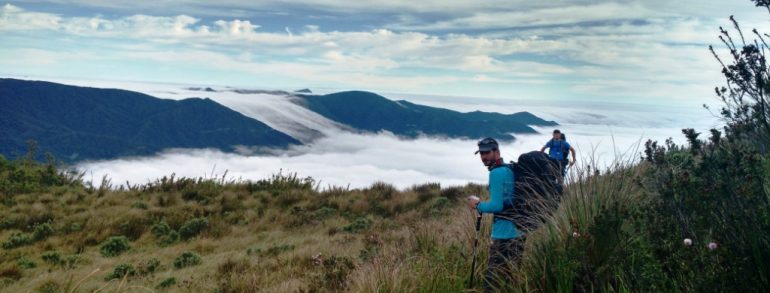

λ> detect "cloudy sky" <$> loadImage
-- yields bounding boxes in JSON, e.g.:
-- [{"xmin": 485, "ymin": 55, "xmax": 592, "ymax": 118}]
[{"xmin": 1, "ymin": 0, "xmax": 767, "ymax": 105}]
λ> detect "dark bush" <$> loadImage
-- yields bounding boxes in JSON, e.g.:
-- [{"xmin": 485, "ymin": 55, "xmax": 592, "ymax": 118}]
[
  {"xmin": 31, "ymin": 222, "xmax": 54, "ymax": 241},
  {"xmin": 2, "ymin": 233, "xmax": 32, "ymax": 249},
  {"xmin": 173, "ymin": 251, "xmax": 202, "ymax": 269},
  {"xmin": 105, "ymin": 263, "xmax": 136, "ymax": 280},
  {"xmin": 150, "ymin": 220, "xmax": 179, "ymax": 245},
  {"xmin": 157, "ymin": 277, "xmax": 177, "ymax": 289},
  {"xmin": 343, "ymin": 217, "xmax": 373, "ymax": 233},
  {"xmin": 41, "ymin": 251, "xmax": 62, "ymax": 266},
  {"xmin": 17, "ymin": 257, "xmax": 36, "ymax": 269},
  {"xmin": 179, "ymin": 218, "xmax": 208, "ymax": 240},
  {"xmin": 99, "ymin": 236, "xmax": 130, "ymax": 257},
  {"xmin": 139, "ymin": 258, "xmax": 161, "ymax": 275}
]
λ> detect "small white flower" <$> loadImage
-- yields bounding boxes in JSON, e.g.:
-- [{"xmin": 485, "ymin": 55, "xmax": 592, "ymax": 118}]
[
  {"xmin": 572, "ymin": 231, "xmax": 580, "ymax": 238},
  {"xmin": 708, "ymin": 242, "xmax": 718, "ymax": 250},
  {"xmin": 683, "ymin": 238, "xmax": 692, "ymax": 246},
  {"xmin": 312, "ymin": 253, "xmax": 324, "ymax": 266}
]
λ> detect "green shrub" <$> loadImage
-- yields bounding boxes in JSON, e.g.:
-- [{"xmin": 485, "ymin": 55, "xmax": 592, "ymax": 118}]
[
  {"xmin": 343, "ymin": 217, "xmax": 372, "ymax": 233},
  {"xmin": 105, "ymin": 263, "xmax": 136, "ymax": 280},
  {"xmin": 157, "ymin": 277, "xmax": 177, "ymax": 289},
  {"xmin": 2, "ymin": 232, "xmax": 32, "ymax": 249},
  {"xmin": 150, "ymin": 221, "xmax": 173, "ymax": 237},
  {"xmin": 0, "ymin": 218, "xmax": 16, "ymax": 230},
  {"xmin": 179, "ymin": 218, "xmax": 208, "ymax": 240},
  {"xmin": 31, "ymin": 222, "xmax": 54, "ymax": 241},
  {"xmin": 17, "ymin": 257, "xmax": 36, "ymax": 269},
  {"xmin": 173, "ymin": 251, "xmax": 202, "ymax": 269},
  {"xmin": 41, "ymin": 251, "xmax": 62, "ymax": 266},
  {"xmin": 63, "ymin": 255, "xmax": 80, "ymax": 269},
  {"xmin": 160, "ymin": 231, "xmax": 180, "ymax": 246},
  {"xmin": 150, "ymin": 221, "xmax": 179, "ymax": 245},
  {"xmin": 313, "ymin": 207, "xmax": 337, "ymax": 221},
  {"xmin": 428, "ymin": 196, "xmax": 451, "ymax": 217},
  {"xmin": 140, "ymin": 258, "xmax": 161, "ymax": 275},
  {"xmin": 99, "ymin": 236, "xmax": 130, "ymax": 257}
]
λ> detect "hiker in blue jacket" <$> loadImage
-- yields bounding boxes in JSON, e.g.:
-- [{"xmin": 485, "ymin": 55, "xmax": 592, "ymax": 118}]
[
  {"xmin": 468, "ymin": 137, "xmax": 525, "ymax": 292},
  {"xmin": 540, "ymin": 129, "xmax": 576, "ymax": 178}
]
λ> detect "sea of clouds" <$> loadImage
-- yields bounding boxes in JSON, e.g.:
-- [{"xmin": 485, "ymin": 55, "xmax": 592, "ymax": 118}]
[{"xmin": 61, "ymin": 79, "xmax": 722, "ymax": 190}]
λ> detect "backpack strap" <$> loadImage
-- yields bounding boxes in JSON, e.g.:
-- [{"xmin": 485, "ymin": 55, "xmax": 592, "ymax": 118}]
[{"xmin": 491, "ymin": 163, "xmax": 516, "ymax": 222}]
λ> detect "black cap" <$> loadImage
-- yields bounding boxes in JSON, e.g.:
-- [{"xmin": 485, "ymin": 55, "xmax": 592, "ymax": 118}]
[
  {"xmin": 553, "ymin": 129, "xmax": 561, "ymax": 134},
  {"xmin": 475, "ymin": 137, "xmax": 498, "ymax": 154}
]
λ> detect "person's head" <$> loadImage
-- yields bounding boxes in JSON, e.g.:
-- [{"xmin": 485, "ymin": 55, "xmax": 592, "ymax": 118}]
[
  {"xmin": 475, "ymin": 137, "xmax": 501, "ymax": 167},
  {"xmin": 552, "ymin": 129, "xmax": 562, "ymax": 140}
]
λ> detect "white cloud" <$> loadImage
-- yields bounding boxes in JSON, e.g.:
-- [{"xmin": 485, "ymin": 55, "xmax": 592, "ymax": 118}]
[
  {"xmin": 0, "ymin": 2, "xmax": 762, "ymax": 102},
  {"xmin": 390, "ymin": 2, "xmax": 664, "ymax": 31},
  {"xmin": 75, "ymin": 105, "xmax": 713, "ymax": 190},
  {"xmin": 66, "ymin": 81, "xmax": 721, "ymax": 190}
]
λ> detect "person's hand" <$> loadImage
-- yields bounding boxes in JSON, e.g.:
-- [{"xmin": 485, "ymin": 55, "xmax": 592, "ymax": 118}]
[
  {"xmin": 569, "ymin": 160, "xmax": 575, "ymax": 166},
  {"xmin": 467, "ymin": 195, "xmax": 480, "ymax": 210}
]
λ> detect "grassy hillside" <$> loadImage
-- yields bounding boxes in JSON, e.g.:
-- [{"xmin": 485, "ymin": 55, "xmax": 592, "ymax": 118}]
[
  {"xmin": 0, "ymin": 128, "xmax": 767, "ymax": 292},
  {"xmin": 0, "ymin": 151, "xmax": 491, "ymax": 292},
  {"xmin": 2, "ymin": 4, "xmax": 770, "ymax": 292}
]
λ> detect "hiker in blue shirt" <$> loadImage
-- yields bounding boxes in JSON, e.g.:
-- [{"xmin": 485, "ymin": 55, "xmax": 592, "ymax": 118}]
[
  {"xmin": 467, "ymin": 137, "xmax": 524, "ymax": 292},
  {"xmin": 540, "ymin": 129, "xmax": 576, "ymax": 179}
]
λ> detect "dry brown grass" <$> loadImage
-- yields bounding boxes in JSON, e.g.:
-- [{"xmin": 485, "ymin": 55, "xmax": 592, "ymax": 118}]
[{"xmin": 1, "ymin": 175, "xmax": 485, "ymax": 292}]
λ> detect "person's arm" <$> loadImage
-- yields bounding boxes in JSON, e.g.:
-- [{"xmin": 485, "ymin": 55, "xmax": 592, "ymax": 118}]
[
  {"xmin": 540, "ymin": 140, "xmax": 551, "ymax": 153},
  {"xmin": 570, "ymin": 147, "xmax": 576, "ymax": 165},
  {"xmin": 477, "ymin": 169, "xmax": 506, "ymax": 214}
]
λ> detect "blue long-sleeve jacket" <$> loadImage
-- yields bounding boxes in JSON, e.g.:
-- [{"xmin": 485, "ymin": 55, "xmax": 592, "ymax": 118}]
[{"xmin": 476, "ymin": 165, "xmax": 521, "ymax": 239}]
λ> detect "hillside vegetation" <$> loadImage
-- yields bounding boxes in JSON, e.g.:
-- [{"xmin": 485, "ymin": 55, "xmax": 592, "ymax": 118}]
[
  {"xmin": 0, "ymin": 116, "xmax": 767, "ymax": 292},
  {"xmin": 2, "ymin": 2, "xmax": 770, "ymax": 292},
  {"xmin": 0, "ymin": 78, "xmax": 300, "ymax": 162}
]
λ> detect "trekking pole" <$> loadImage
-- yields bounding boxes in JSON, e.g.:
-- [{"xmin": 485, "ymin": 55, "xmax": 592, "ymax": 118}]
[{"xmin": 469, "ymin": 211, "xmax": 482, "ymax": 288}]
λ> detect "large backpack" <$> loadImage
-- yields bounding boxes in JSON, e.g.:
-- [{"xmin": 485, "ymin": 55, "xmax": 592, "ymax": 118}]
[
  {"xmin": 494, "ymin": 151, "xmax": 563, "ymax": 233},
  {"xmin": 549, "ymin": 136, "xmax": 570, "ymax": 163}
]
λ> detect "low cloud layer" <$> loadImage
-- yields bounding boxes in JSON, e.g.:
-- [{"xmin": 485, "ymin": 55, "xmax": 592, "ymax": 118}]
[{"xmin": 72, "ymin": 82, "xmax": 720, "ymax": 190}]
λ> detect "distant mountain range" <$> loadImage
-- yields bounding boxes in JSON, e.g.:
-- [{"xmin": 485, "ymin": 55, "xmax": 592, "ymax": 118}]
[
  {"xmin": 0, "ymin": 79, "xmax": 557, "ymax": 162},
  {"xmin": 297, "ymin": 91, "xmax": 556, "ymax": 140},
  {"xmin": 0, "ymin": 79, "xmax": 299, "ymax": 161}
]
